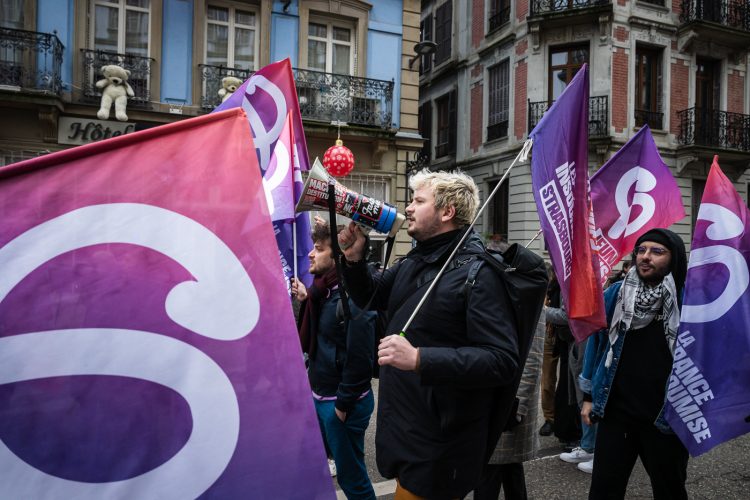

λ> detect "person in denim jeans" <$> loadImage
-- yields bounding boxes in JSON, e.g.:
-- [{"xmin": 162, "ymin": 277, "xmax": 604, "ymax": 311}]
[
  {"xmin": 293, "ymin": 219, "xmax": 376, "ymax": 500},
  {"xmin": 580, "ymin": 229, "xmax": 688, "ymax": 500}
]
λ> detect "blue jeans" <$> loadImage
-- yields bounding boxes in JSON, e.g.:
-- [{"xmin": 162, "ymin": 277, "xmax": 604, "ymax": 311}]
[
  {"xmin": 580, "ymin": 416, "xmax": 597, "ymax": 453},
  {"xmin": 314, "ymin": 391, "xmax": 375, "ymax": 500}
]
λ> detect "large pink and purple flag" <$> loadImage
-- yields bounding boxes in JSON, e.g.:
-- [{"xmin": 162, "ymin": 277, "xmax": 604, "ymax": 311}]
[
  {"xmin": 216, "ymin": 58, "xmax": 313, "ymax": 288},
  {"xmin": 590, "ymin": 126, "xmax": 685, "ymax": 284},
  {"xmin": 665, "ymin": 157, "xmax": 750, "ymax": 457},
  {"xmin": 530, "ymin": 64, "xmax": 606, "ymax": 341},
  {"xmin": 0, "ymin": 109, "xmax": 333, "ymax": 498}
]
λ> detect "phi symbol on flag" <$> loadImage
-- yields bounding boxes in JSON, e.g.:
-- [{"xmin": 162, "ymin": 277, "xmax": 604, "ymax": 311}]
[
  {"xmin": 681, "ymin": 203, "xmax": 749, "ymax": 323},
  {"xmin": 608, "ymin": 166, "xmax": 657, "ymax": 240},
  {"xmin": 241, "ymin": 74, "xmax": 287, "ymax": 170},
  {"xmin": 0, "ymin": 203, "xmax": 260, "ymax": 499}
]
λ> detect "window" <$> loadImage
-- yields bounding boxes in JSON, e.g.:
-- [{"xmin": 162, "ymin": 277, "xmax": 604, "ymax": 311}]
[
  {"xmin": 0, "ymin": 0, "xmax": 24, "ymax": 29},
  {"xmin": 435, "ymin": 90, "xmax": 457, "ymax": 158},
  {"xmin": 91, "ymin": 0, "xmax": 150, "ymax": 56},
  {"xmin": 488, "ymin": 0, "xmax": 510, "ymax": 33},
  {"xmin": 419, "ymin": 101, "xmax": 432, "ymax": 158},
  {"xmin": 487, "ymin": 60, "xmax": 510, "ymax": 141},
  {"xmin": 419, "ymin": 14, "xmax": 433, "ymax": 74},
  {"xmin": 205, "ymin": 3, "xmax": 258, "ymax": 70},
  {"xmin": 692, "ymin": 179, "xmax": 706, "ymax": 230},
  {"xmin": 549, "ymin": 45, "xmax": 588, "ymax": 101},
  {"xmin": 434, "ymin": 1, "xmax": 452, "ymax": 66},
  {"xmin": 635, "ymin": 46, "xmax": 663, "ymax": 129},
  {"xmin": 307, "ymin": 20, "xmax": 354, "ymax": 75},
  {"xmin": 488, "ymin": 180, "xmax": 509, "ymax": 243}
]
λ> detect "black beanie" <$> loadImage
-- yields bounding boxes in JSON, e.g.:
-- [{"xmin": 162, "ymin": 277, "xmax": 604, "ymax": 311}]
[{"xmin": 634, "ymin": 228, "xmax": 688, "ymax": 299}]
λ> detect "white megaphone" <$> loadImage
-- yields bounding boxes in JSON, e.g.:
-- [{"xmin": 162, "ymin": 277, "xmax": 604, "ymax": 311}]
[{"xmin": 296, "ymin": 158, "xmax": 405, "ymax": 238}]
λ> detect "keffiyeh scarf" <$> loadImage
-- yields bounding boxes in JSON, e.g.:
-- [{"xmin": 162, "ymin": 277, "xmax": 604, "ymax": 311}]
[{"xmin": 605, "ymin": 267, "xmax": 680, "ymax": 368}]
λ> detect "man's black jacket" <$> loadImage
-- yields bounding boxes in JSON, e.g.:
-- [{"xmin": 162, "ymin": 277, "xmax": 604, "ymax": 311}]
[{"xmin": 343, "ymin": 229, "xmax": 519, "ymax": 499}]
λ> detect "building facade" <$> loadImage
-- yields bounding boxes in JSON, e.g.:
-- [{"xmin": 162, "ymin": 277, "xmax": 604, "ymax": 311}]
[
  {"xmin": 418, "ymin": 0, "xmax": 750, "ymax": 256},
  {"xmin": 0, "ymin": 0, "xmax": 422, "ymax": 258}
]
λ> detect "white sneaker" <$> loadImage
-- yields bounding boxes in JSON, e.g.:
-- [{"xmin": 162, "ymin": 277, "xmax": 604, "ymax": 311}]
[
  {"xmin": 328, "ymin": 458, "xmax": 337, "ymax": 477},
  {"xmin": 577, "ymin": 458, "xmax": 594, "ymax": 474},
  {"xmin": 559, "ymin": 447, "xmax": 594, "ymax": 463}
]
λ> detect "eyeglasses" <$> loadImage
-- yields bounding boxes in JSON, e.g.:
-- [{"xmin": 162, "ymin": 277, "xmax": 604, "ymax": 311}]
[{"xmin": 634, "ymin": 245, "xmax": 669, "ymax": 256}]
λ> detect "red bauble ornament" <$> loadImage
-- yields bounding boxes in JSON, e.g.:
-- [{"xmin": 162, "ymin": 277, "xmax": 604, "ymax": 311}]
[{"xmin": 323, "ymin": 139, "xmax": 355, "ymax": 177}]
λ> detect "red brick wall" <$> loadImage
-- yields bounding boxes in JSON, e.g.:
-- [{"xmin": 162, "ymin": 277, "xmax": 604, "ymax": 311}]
[
  {"xmin": 471, "ymin": 83, "xmax": 483, "ymax": 152},
  {"xmin": 612, "ymin": 48, "xmax": 629, "ymax": 133},
  {"xmin": 517, "ymin": 0, "xmax": 528, "ymax": 21},
  {"xmin": 614, "ymin": 26, "xmax": 629, "ymax": 42},
  {"xmin": 516, "ymin": 39, "xmax": 528, "ymax": 56},
  {"xmin": 515, "ymin": 61, "xmax": 528, "ymax": 139},
  {"xmin": 672, "ymin": 0, "xmax": 682, "ymax": 15},
  {"xmin": 471, "ymin": 63, "xmax": 483, "ymax": 78},
  {"xmin": 728, "ymin": 71, "xmax": 746, "ymax": 115},
  {"xmin": 670, "ymin": 60, "xmax": 689, "ymax": 135},
  {"xmin": 472, "ymin": 0, "xmax": 484, "ymax": 48},
  {"xmin": 618, "ymin": 0, "xmax": 627, "ymax": 5}
]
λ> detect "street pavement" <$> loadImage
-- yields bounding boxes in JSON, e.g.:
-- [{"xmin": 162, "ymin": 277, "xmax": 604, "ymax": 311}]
[{"xmin": 333, "ymin": 380, "xmax": 750, "ymax": 499}]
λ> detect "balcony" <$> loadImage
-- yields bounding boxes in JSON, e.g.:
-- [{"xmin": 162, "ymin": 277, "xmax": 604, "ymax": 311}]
[
  {"xmin": 528, "ymin": 95, "xmax": 609, "ymax": 138},
  {"xmin": 293, "ymin": 68, "xmax": 393, "ymax": 129},
  {"xmin": 80, "ymin": 49, "xmax": 154, "ymax": 109},
  {"xmin": 635, "ymin": 109, "xmax": 664, "ymax": 130},
  {"xmin": 678, "ymin": 0, "xmax": 750, "ymax": 49},
  {"xmin": 678, "ymin": 108, "xmax": 750, "ymax": 152},
  {"xmin": 530, "ymin": 0, "xmax": 611, "ymax": 17},
  {"xmin": 0, "ymin": 28, "xmax": 63, "ymax": 95},
  {"xmin": 199, "ymin": 64, "xmax": 254, "ymax": 110}
]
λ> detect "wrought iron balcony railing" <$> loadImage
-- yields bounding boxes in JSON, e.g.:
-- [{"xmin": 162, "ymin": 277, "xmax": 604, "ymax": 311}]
[
  {"xmin": 199, "ymin": 64, "xmax": 254, "ymax": 110},
  {"xmin": 635, "ymin": 109, "xmax": 664, "ymax": 130},
  {"xmin": 528, "ymin": 95, "xmax": 609, "ymax": 137},
  {"xmin": 530, "ymin": 0, "xmax": 610, "ymax": 16},
  {"xmin": 80, "ymin": 49, "xmax": 154, "ymax": 109},
  {"xmin": 0, "ymin": 27, "xmax": 63, "ymax": 94},
  {"xmin": 488, "ymin": 6, "xmax": 511, "ymax": 32},
  {"xmin": 293, "ymin": 68, "xmax": 393, "ymax": 129},
  {"xmin": 680, "ymin": 0, "xmax": 750, "ymax": 32},
  {"xmin": 678, "ymin": 107, "xmax": 750, "ymax": 152}
]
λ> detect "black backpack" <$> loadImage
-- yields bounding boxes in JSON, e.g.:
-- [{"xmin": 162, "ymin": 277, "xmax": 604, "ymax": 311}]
[{"xmin": 464, "ymin": 244, "xmax": 548, "ymax": 459}]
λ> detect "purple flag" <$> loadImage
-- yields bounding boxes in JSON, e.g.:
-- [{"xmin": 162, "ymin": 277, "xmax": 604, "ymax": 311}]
[
  {"xmin": 590, "ymin": 126, "xmax": 685, "ymax": 284},
  {"xmin": 530, "ymin": 64, "xmax": 606, "ymax": 341},
  {"xmin": 0, "ymin": 110, "xmax": 333, "ymax": 497},
  {"xmin": 215, "ymin": 59, "xmax": 313, "ymax": 288},
  {"xmin": 265, "ymin": 112, "xmax": 296, "ymax": 222},
  {"xmin": 664, "ymin": 157, "xmax": 750, "ymax": 456}
]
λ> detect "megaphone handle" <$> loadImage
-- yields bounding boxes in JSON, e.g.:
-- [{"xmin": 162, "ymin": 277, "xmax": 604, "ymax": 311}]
[{"xmin": 328, "ymin": 181, "xmax": 352, "ymax": 320}]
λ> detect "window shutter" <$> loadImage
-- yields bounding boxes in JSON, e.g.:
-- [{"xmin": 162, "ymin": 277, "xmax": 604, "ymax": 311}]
[{"xmin": 421, "ymin": 14, "xmax": 433, "ymax": 73}]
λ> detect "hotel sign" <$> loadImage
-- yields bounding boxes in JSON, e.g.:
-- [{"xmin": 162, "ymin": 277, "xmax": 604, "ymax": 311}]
[{"xmin": 58, "ymin": 117, "xmax": 136, "ymax": 146}]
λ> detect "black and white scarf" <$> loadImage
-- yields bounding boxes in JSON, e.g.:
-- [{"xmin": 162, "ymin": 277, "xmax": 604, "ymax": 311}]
[{"xmin": 605, "ymin": 267, "xmax": 680, "ymax": 368}]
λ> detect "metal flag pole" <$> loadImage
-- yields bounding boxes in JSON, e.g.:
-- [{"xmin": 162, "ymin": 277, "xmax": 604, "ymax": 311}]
[
  {"xmin": 399, "ymin": 138, "xmax": 533, "ymax": 337},
  {"xmin": 525, "ymin": 229, "xmax": 542, "ymax": 248}
]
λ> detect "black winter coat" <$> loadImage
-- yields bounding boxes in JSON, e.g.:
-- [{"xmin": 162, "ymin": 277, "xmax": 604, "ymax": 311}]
[{"xmin": 343, "ymin": 229, "xmax": 519, "ymax": 499}]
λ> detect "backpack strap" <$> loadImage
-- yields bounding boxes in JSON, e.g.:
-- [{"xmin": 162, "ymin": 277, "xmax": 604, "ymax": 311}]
[{"xmin": 463, "ymin": 258, "xmax": 485, "ymax": 305}]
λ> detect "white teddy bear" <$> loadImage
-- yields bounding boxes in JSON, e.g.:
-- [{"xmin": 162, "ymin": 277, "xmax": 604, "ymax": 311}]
[
  {"xmin": 218, "ymin": 76, "xmax": 243, "ymax": 103},
  {"xmin": 96, "ymin": 65, "xmax": 135, "ymax": 122}
]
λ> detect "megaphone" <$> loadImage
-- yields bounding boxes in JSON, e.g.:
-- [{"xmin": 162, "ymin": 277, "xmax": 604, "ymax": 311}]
[{"xmin": 296, "ymin": 158, "xmax": 405, "ymax": 238}]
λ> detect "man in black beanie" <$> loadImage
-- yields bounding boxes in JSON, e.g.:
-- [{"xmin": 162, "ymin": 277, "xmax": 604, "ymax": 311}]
[{"xmin": 580, "ymin": 228, "xmax": 689, "ymax": 500}]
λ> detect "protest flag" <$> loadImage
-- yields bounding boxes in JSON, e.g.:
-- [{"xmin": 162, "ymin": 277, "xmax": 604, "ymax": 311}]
[
  {"xmin": 264, "ymin": 111, "xmax": 296, "ymax": 223},
  {"xmin": 0, "ymin": 109, "xmax": 333, "ymax": 499},
  {"xmin": 216, "ymin": 58, "xmax": 313, "ymax": 288},
  {"xmin": 664, "ymin": 156, "xmax": 750, "ymax": 456},
  {"xmin": 590, "ymin": 125, "xmax": 685, "ymax": 284},
  {"xmin": 530, "ymin": 63, "xmax": 606, "ymax": 341}
]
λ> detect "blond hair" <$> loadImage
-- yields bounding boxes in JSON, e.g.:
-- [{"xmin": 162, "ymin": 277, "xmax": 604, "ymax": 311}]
[{"xmin": 409, "ymin": 169, "xmax": 479, "ymax": 226}]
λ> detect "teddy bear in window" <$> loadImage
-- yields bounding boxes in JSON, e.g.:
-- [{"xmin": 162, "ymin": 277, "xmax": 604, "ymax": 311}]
[
  {"xmin": 96, "ymin": 65, "xmax": 135, "ymax": 122},
  {"xmin": 218, "ymin": 76, "xmax": 243, "ymax": 103}
]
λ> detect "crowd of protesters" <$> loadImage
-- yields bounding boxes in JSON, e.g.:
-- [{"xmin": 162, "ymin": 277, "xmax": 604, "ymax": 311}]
[{"xmin": 292, "ymin": 167, "xmax": 691, "ymax": 500}]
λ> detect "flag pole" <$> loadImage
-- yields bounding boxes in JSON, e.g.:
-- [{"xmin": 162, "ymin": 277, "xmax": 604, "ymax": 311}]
[
  {"xmin": 525, "ymin": 229, "xmax": 542, "ymax": 248},
  {"xmin": 399, "ymin": 139, "xmax": 533, "ymax": 337},
  {"xmin": 293, "ymin": 218, "xmax": 298, "ymax": 280}
]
